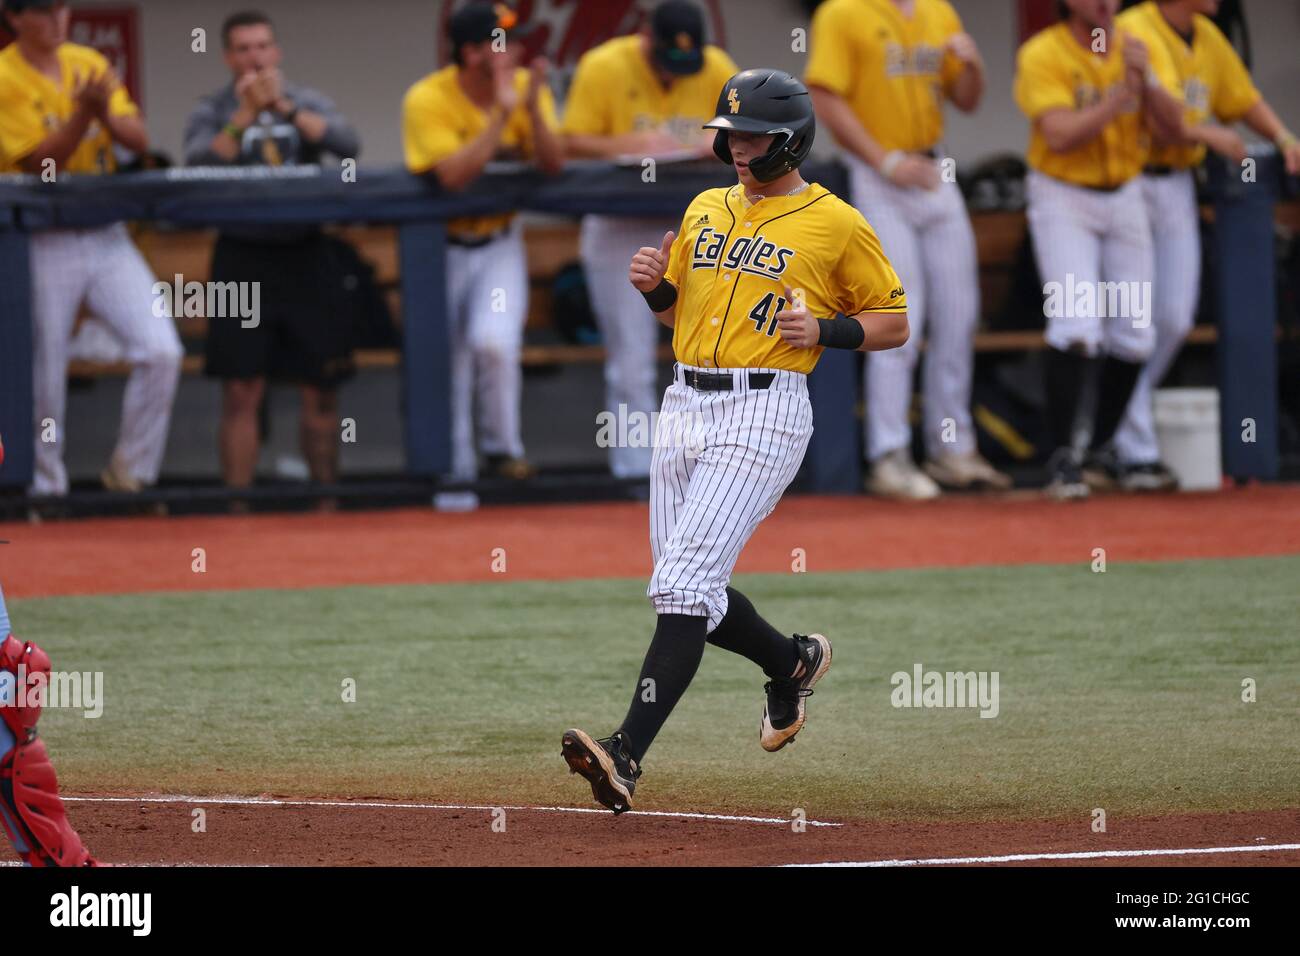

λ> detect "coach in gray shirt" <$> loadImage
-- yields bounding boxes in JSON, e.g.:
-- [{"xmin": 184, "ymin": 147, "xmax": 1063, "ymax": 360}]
[{"xmin": 183, "ymin": 9, "xmax": 360, "ymax": 505}]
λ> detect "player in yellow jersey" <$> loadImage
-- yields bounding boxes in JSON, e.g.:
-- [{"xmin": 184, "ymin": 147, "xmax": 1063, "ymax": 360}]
[
  {"xmin": 0, "ymin": 0, "xmax": 182, "ymax": 498},
  {"xmin": 1111, "ymin": 0, "xmax": 1300, "ymax": 490},
  {"xmin": 806, "ymin": 0, "xmax": 1010, "ymax": 499},
  {"xmin": 402, "ymin": 2, "xmax": 563, "ymax": 488},
  {"xmin": 1014, "ymin": 0, "xmax": 1184, "ymax": 500},
  {"xmin": 562, "ymin": 70, "xmax": 908, "ymax": 814},
  {"xmin": 561, "ymin": 0, "xmax": 738, "ymax": 481}
]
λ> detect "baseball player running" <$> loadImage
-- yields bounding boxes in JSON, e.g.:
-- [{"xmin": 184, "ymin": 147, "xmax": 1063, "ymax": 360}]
[
  {"xmin": 0, "ymin": 0, "xmax": 182, "ymax": 497},
  {"xmin": 1014, "ymin": 0, "xmax": 1183, "ymax": 500},
  {"xmin": 805, "ymin": 0, "xmax": 1009, "ymax": 499},
  {"xmin": 561, "ymin": 70, "xmax": 908, "ymax": 813},
  {"xmin": 402, "ymin": 2, "xmax": 563, "ymax": 483},
  {"xmin": 0, "ymin": 437, "xmax": 98, "ymax": 866},
  {"xmin": 1111, "ymin": 0, "xmax": 1300, "ymax": 491},
  {"xmin": 561, "ymin": 0, "xmax": 737, "ymax": 480}
]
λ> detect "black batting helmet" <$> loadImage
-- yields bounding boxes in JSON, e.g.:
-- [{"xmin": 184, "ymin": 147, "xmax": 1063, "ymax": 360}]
[{"xmin": 703, "ymin": 69, "xmax": 815, "ymax": 183}]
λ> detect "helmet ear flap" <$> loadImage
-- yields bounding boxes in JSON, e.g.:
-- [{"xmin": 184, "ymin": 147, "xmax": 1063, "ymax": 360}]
[{"xmin": 712, "ymin": 129, "xmax": 732, "ymax": 166}]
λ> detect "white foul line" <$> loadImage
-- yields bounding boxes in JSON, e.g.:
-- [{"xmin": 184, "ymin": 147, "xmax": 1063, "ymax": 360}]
[
  {"xmin": 787, "ymin": 843, "xmax": 1300, "ymax": 867},
  {"xmin": 63, "ymin": 794, "xmax": 842, "ymax": 828}
]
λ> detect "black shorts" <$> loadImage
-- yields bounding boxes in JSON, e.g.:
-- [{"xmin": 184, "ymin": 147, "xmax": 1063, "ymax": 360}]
[{"xmin": 204, "ymin": 233, "xmax": 356, "ymax": 388}]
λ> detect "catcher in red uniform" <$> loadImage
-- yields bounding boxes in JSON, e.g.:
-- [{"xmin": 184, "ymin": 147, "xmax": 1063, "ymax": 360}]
[{"xmin": 0, "ymin": 432, "xmax": 99, "ymax": 866}]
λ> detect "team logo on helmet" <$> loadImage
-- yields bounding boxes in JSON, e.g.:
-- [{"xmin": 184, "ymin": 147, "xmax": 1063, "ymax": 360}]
[
  {"xmin": 727, "ymin": 88, "xmax": 740, "ymax": 114},
  {"xmin": 675, "ymin": 31, "xmax": 694, "ymax": 51}
]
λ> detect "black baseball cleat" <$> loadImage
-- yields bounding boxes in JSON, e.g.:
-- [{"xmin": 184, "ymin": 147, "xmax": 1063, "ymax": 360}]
[
  {"xmin": 561, "ymin": 728, "xmax": 641, "ymax": 815},
  {"xmin": 1120, "ymin": 460, "xmax": 1179, "ymax": 492},
  {"xmin": 1081, "ymin": 447, "xmax": 1122, "ymax": 492},
  {"xmin": 760, "ymin": 633, "xmax": 832, "ymax": 752},
  {"xmin": 1045, "ymin": 448, "xmax": 1089, "ymax": 501}
]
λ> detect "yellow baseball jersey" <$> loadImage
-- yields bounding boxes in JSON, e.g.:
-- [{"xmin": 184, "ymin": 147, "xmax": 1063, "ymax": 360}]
[
  {"xmin": 0, "ymin": 42, "xmax": 137, "ymax": 174},
  {"xmin": 1014, "ymin": 23, "xmax": 1148, "ymax": 189},
  {"xmin": 1118, "ymin": 1, "xmax": 1260, "ymax": 170},
  {"xmin": 804, "ymin": 0, "xmax": 967, "ymax": 153},
  {"xmin": 402, "ymin": 65, "xmax": 558, "ymax": 239},
  {"xmin": 561, "ymin": 35, "xmax": 738, "ymax": 144},
  {"xmin": 663, "ymin": 183, "xmax": 906, "ymax": 374}
]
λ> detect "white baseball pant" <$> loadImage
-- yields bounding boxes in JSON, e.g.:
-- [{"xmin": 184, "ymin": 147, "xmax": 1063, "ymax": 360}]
[
  {"xmin": 1025, "ymin": 171, "xmax": 1156, "ymax": 362},
  {"xmin": 846, "ymin": 155, "xmax": 980, "ymax": 461},
  {"xmin": 580, "ymin": 214, "xmax": 679, "ymax": 479},
  {"xmin": 1114, "ymin": 170, "xmax": 1201, "ymax": 465},
  {"xmin": 29, "ymin": 224, "xmax": 183, "ymax": 497},
  {"xmin": 444, "ymin": 224, "xmax": 530, "ymax": 480},
  {"xmin": 647, "ymin": 364, "xmax": 813, "ymax": 632}
]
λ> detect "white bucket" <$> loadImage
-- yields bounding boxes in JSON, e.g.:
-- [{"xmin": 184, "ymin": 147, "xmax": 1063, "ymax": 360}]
[{"xmin": 1153, "ymin": 388, "xmax": 1221, "ymax": 491}]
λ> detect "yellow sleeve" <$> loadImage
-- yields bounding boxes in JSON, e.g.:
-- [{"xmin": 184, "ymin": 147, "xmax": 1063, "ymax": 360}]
[
  {"xmin": 401, "ymin": 86, "xmax": 464, "ymax": 173},
  {"xmin": 560, "ymin": 52, "xmax": 609, "ymax": 136},
  {"xmin": 664, "ymin": 207, "xmax": 695, "ymax": 289},
  {"xmin": 1207, "ymin": 26, "xmax": 1260, "ymax": 122},
  {"xmin": 108, "ymin": 83, "xmax": 139, "ymax": 119},
  {"xmin": 1013, "ymin": 41, "xmax": 1074, "ymax": 120},
  {"xmin": 937, "ymin": 1, "xmax": 966, "ymax": 96},
  {"xmin": 804, "ymin": 1, "xmax": 854, "ymax": 97},
  {"xmin": 0, "ymin": 75, "xmax": 42, "ymax": 166},
  {"xmin": 1140, "ymin": 28, "xmax": 1182, "ymax": 98},
  {"xmin": 834, "ymin": 211, "xmax": 907, "ymax": 316},
  {"xmin": 706, "ymin": 46, "xmax": 739, "ymax": 86}
]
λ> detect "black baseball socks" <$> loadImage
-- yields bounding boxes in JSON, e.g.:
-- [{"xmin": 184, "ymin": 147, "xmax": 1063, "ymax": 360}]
[
  {"xmin": 616, "ymin": 613, "xmax": 707, "ymax": 765},
  {"xmin": 707, "ymin": 586, "xmax": 801, "ymax": 678},
  {"xmin": 1090, "ymin": 353, "xmax": 1144, "ymax": 450}
]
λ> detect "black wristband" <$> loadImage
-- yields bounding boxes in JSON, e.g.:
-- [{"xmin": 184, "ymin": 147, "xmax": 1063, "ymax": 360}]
[
  {"xmin": 641, "ymin": 279, "xmax": 678, "ymax": 313},
  {"xmin": 816, "ymin": 314, "xmax": 865, "ymax": 350}
]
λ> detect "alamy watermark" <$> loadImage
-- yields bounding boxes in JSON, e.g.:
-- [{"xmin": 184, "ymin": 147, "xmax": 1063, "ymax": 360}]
[
  {"xmin": 595, "ymin": 404, "xmax": 707, "ymax": 457},
  {"xmin": 1043, "ymin": 273, "xmax": 1151, "ymax": 328},
  {"xmin": 890, "ymin": 662, "xmax": 999, "ymax": 718},
  {"xmin": 152, "ymin": 275, "xmax": 261, "ymax": 328},
  {"xmin": 0, "ymin": 667, "xmax": 104, "ymax": 719}
]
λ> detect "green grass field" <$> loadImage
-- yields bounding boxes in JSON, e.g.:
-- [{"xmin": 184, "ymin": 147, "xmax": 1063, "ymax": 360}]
[{"xmin": 14, "ymin": 554, "xmax": 1299, "ymax": 822}]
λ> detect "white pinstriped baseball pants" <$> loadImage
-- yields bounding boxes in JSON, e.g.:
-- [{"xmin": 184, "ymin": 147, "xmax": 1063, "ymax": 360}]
[
  {"xmin": 1114, "ymin": 170, "xmax": 1201, "ymax": 465},
  {"xmin": 1025, "ymin": 171, "xmax": 1156, "ymax": 362},
  {"xmin": 846, "ymin": 155, "xmax": 980, "ymax": 461},
  {"xmin": 647, "ymin": 365, "xmax": 813, "ymax": 631},
  {"xmin": 29, "ymin": 224, "xmax": 183, "ymax": 496},
  {"xmin": 444, "ymin": 225, "xmax": 530, "ymax": 480}
]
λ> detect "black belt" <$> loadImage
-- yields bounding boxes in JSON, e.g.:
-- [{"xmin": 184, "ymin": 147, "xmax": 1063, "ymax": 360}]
[
  {"xmin": 447, "ymin": 230, "xmax": 506, "ymax": 249},
  {"xmin": 681, "ymin": 368, "xmax": 776, "ymax": 392},
  {"xmin": 1079, "ymin": 181, "xmax": 1125, "ymax": 193},
  {"xmin": 1143, "ymin": 165, "xmax": 1178, "ymax": 177}
]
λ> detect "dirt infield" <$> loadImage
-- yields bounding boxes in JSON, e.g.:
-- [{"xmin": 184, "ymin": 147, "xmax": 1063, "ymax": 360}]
[
  {"xmin": 3, "ymin": 484, "xmax": 1298, "ymax": 598},
  {"xmin": 63, "ymin": 797, "xmax": 1300, "ymax": 866}
]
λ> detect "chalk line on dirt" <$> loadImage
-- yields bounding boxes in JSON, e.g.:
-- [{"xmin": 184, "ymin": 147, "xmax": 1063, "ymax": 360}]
[
  {"xmin": 786, "ymin": 843, "xmax": 1300, "ymax": 867},
  {"xmin": 64, "ymin": 794, "xmax": 842, "ymax": 828}
]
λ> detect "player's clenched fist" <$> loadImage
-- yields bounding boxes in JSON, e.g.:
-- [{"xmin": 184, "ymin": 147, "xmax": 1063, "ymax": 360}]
[
  {"xmin": 775, "ymin": 285, "xmax": 819, "ymax": 349},
  {"xmin": 629, "ymin": 231, "xmax": 675, "ymax": 292}
]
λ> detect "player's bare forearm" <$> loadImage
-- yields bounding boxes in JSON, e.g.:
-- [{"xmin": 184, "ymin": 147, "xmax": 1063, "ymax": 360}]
[
  {"xmin": 530, "ymin": 109, "xmax": 566, "ymax": 175},
  {"xmin": 106, "ymin": 114, "xmax": 150, "ymax": 155},
  {"xmin": 1141, "ymin": 84, "xmax": 1185, "ymax": 145},
  {"xmin": 653, "ymin": 305, "xmax": 676, "ymax": 329},
  {"xmin": 948, "ymin": 63, "xmax": 984, "ymax": 114},
  {"xmin": 1037, "ymin": 99, "xmax": 1127, "ymax": 154},
  {"xmin": 1239, "ymin": 99, "xmax": 1300, "ymax": 173},
  {"xmin": 431, "ymin": 110, "xmax": 510, "ymax": 191},
  {"xmin": 807, "ymin": 86, "xmax": 887, "ymax": 168},
  {"xmin": 18, "ymin": 108, "xmax": 96, "ymax": 172},
  {"xmin": 855, "ymin": 309, "xmax": 909, "ymax": 351}
]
